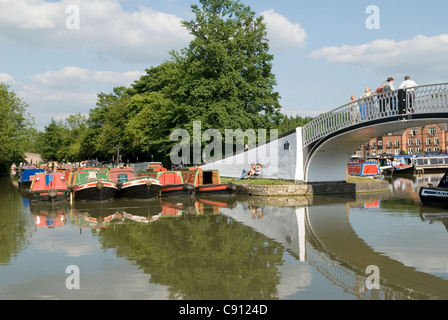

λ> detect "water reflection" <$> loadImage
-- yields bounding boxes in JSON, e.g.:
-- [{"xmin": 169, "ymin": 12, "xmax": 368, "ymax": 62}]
[{"xmin": 1, "ymin": 176, "xmax": 448, "ymax": 299}]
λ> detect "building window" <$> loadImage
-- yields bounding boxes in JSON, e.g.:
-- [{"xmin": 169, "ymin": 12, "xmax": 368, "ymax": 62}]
[
  {"xmin": 429, "ymin": 127, "xmax": 437, "ymax": 136},
  {"xmin": 416, "ymin": 139, "xmax": 421, "ymax": 146},
  {"xmin": 426, "ymin": 147, "xmax": 432, "ymax": 152},
  {"xmin": 416, "ymin": 147, "xmax": 422, "ymax": 153},
  {"xmin": 410, "ymin": 129, "xmax": 418, "ymax": 136},
  {"xmin": 426, "ymin": 138, "xmax": 432, "ymax": 145},
  {"xmin": 408, "ymin": 139, "xmax": 413, "ymax": 146},
  {"xmin": 435, "ymin": 138, "xmax": 440, "ymax": 145},
  {"xmin": 387, "ymin": 141, "xmax": 392, "ymax": 148},
  {"xmin": 395, "ymin": 140, "xmax": 400, "ymax": 147},
  {"xmin": 408, "ymin": 148, "xmax": 413, "ymax": 154}
]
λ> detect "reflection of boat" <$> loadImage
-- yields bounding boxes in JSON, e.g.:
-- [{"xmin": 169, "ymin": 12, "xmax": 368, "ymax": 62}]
[
  {"xmin": 30, "ymin": 201, "xmax": 69, "ymax": 227},
  {"xmin": 29, "ymin": 172, "xmax": 70, "ymax": 202},
  {"xmin": 69, "ymin": 167, "xmax": 118, "ymax": 202},
  {"xmin": 109, "ymin": 167, "xmax": 162, "ymax": 200},
  {"xmin": 419, "ymin": 170, "xmax": 448, "ymax": 205},
  {"xmin": 419, "ymin": 206, "xmax": 448, "ymax": 231},
  {"xmin": 181, "ymin": 168, "xmax": 237, "ymax": 196},
  {"xmin": 34, "ymin": 213, "xmax": 66, "ymax": 228},
  {"xmin": 74, "ymin": 212, "xmax": 117, "ymax": 229}
]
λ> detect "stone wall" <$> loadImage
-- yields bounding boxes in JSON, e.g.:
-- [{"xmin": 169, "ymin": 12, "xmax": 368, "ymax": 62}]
[{"xmin": 236, "ymin": 179, "xmax": 389, "ymax": 197}]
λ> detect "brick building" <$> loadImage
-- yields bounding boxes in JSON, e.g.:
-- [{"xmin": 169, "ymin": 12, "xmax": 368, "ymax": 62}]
[{"xmin": 356, "ymin": 123, "xmax": 448, "ymax": 157}]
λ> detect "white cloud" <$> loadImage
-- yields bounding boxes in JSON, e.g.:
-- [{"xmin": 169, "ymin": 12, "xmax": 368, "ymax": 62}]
[
  {"xmin": 0, "ymin": 73, "xmax": 15, "ymax": 84},
  {"xmin": 309, "ymin": 34, "xmax": 448, "ymax": 77},
  {"xmin": 0, "ymin": 0, "xmax": 192, "ymax": 63},
  {"xmin": 261, "ymin": 9, "xmax": 307, "ymax": 50},
  {"xmin": 31, "ymin": 66, "xmax": 144, "ymax": 89},
  {"xmin": 15, "ymin": 66, "xmax": 145, "ymax": 129}
]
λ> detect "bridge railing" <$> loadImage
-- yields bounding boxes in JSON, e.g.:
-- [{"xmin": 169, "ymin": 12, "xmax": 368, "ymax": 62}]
[{"xmin": 302, "ymin": 82, "xmax": 448, "ymax": 147}]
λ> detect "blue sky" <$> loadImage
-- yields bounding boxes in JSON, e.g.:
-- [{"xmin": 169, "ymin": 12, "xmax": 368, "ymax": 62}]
[{"xmin": 1, "ymin": 0, "xmax": 447, "ymax": 130}]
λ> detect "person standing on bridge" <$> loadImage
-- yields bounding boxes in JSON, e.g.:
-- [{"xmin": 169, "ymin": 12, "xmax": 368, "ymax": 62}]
[
  {"xmin": 383, "ymin": 77, "xmax": 396, "ymax": 114},
  {"xmin": 372, "ymin": 82, "xmax": 387, "ymax": 115},
  {"xmin": 349, "ymin": 94, "xmax": 360, "ymax": 123},
  {"xmin": 359, "ymin": 88, "xmax": 372, "ymax": 120},
  {"xmin": 399, "ymin": 76, "xmax": 418, "ymax": 112}
]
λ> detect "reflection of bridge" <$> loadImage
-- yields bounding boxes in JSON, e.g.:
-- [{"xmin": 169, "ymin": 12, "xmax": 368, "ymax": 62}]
[
  {"xmin": 221, "ymin": 197, "xmax": 448, "ymax": 299},
  {"xmin": 202, "ymin": 83, "xmax": 448, "ymax": 183}
]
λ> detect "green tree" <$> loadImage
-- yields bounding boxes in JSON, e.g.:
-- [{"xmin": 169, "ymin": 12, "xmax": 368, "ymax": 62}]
[
  {"xmin": 124, "ymin": 92, "xmax": 178, "ymax": 164},
  {"xmin": 131, "ymin": 0, "xmax": 281, "ymax": 134},
  {"xmin": 0, "ymin": 83, "xmax": 34, "ymax": 174}
]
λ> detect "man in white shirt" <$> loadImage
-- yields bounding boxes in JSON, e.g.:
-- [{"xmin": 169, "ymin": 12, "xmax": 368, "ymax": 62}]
[
  {"xmin": 399, "ymin": 76, "xmax": 418, "ymax": 91},
  {"xmin": 399, "ymin": 76, "xmax": 418, "ymax": 112}
]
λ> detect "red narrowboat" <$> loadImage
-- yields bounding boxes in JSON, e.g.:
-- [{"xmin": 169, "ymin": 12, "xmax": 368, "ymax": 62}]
[
  {"xmin": 139, "ymin": 168, "xmax": 196, "ymax": 197},
  {"xmin": 29, "ymin": 172, "xmax": 70, "ymax": 202},
  {"xmin": 181, "ymin": 168, "xmax": 237, "ymax": 196}
]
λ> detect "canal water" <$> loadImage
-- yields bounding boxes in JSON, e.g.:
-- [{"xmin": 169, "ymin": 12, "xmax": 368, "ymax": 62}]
[{"xmin": 0, "ymin": 175, "xmax": 447, "ymax": 300}]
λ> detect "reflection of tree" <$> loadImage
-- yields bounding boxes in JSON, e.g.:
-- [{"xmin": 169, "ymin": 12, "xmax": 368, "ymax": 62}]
[
  {"xmin": 0, "ymin": 179, "xmax": 34, "ymax": 265},
  {"xmin": 98, "ymin": 215, "xmax": 284, "ymax": 300}
]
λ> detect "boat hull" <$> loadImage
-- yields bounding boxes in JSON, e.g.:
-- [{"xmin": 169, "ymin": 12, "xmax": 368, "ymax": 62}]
[
  {"xmin": 30, "ymin": 189, "xmax": 70, "ymax": 202},
  {"xmin": 195, "ymin": 183, "xmax": 237, "ymax": 196},
  {"xmin": 161, "ymin": 184, "xmax": 196, "ymax": 197},
  {"xmin": 73, "ymin": 181, "xmax": 118, "ymax": 202},
  {"xmin": 117, "ymin": 179, "xmax": 162, "ymax": 199},
  {"xmin": 387, "ymin": 165, "xmax": 415, "ymax": 175},
  {"xmin": 419, "ymin": 187, "xmax": 448, "ymax": 205}
]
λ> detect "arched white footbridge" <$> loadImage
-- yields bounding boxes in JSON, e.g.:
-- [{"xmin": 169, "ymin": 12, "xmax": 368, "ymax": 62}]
[{"xmin": 201, "ymin": 83, "xmax": 448, "ymax": 183}]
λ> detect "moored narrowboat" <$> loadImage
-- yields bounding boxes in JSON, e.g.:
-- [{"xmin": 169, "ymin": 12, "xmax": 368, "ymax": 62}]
[
  {"xmin": 419, "ymin": 169, "xmax": 448, "ymax": 206},
  {"xmin": 29, "ymin": 172, "xmax": 70, "ymax": 202},
  {"xmin": 181, "ymin": 168, "xmax": 237, "ymax": 196},
  {"xmin": 68, "ymin": 167, "xmax": 118, "ymax": 202},
  {"xmin": 347, "ymin": 158, "xmax": 381, "ymax": 177},
  {"xmin": 109, "ymin": 167, "xmax": 162, "ymax": 200},
  {"xmin": 139, "ymin": 169, "xmax": 196, "ymax": 197}
]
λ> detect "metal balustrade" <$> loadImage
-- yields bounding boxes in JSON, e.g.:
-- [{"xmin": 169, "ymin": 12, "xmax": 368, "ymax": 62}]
[{"xmin": 302, "ymin": 83, "xmax": 448, "ymax": 147}]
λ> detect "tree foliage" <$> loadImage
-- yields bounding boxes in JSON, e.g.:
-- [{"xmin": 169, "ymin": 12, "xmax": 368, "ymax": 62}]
[{"xmin": 0, "ymin": 83, "xmax": 34, "ymax": 174}]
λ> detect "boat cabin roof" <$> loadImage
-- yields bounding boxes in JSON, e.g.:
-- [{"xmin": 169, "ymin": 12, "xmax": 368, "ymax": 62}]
[
  {"xmin": 109, "ymin": 167, "xmax": 136, "ymax": 183},
  {"xmin": 31, "ymin": 173, "xmax": 68, "ymax": 191}
]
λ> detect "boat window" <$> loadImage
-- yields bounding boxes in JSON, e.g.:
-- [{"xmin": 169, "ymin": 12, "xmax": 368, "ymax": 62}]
[
  {"xmin": 417, "ymin": 159, "xmax": 424, "ymax": 165},
  {"xmin": 118, "ymin": 174, "xmax": 128, "ymax": 183},
  {"xmin": 445, "ymin": 158, "xmax": 448, "ymax": 164},
  {"xmin": 430, "ymin": 158, "xmax": 438, "ymax": 165},
  {"xmin": 439, "ymin": 158, "xmax": 444, "ymax": 164},
  {"xmin": 87, "ymin": 171, "xmax": 97, "ymax": 182}
]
